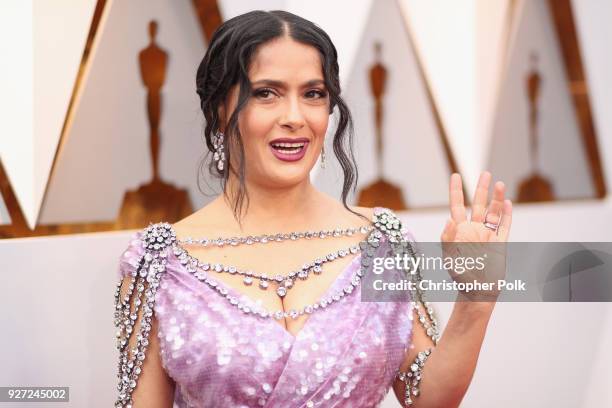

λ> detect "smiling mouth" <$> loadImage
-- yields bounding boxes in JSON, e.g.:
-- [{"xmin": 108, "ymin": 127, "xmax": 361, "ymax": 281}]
[{"xmin": 269, "ymin": 141, "xmax": 307, "ymax": 154}]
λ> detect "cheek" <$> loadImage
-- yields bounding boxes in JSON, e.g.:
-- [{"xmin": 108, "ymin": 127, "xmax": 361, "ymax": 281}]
[
  {"xmin": 307, "ymin": 109, "xmax": 330, "ymax": 138},
  {"xmin": 241, "ymin": 107, "xmax": 274, "ymax": 134},
  {"xmin": 238, "ymin": 106, "xmax": 276, "ymax": 151}
]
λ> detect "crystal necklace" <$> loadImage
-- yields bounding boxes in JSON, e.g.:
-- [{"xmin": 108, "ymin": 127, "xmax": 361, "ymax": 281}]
[
  {"xmin": 133, "ymin": 209, "xmax": 408, "ymax": 323},
  {"xmin": 177, "ymin": 225, "xmax": 375, "ymax": 247},
  {"xmin": 173, "ymin": 241, "xmax": 362, "ymax": 298},
  {"xmin": 170, "ymin": 235, "xmax": 376, "ymax": 321},
  {"xmin": 174, "ymin": 224, "xmax": 374, "ymax": 298},
  {"xmin": 166, "ymin": 221, "xmax": 384, "ymax": 321}
]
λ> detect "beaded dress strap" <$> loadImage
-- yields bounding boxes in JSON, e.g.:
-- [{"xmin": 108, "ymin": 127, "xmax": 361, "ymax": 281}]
[{"xmin": 113, "ymin": 223, "xmax": 176, "ymax": 408}]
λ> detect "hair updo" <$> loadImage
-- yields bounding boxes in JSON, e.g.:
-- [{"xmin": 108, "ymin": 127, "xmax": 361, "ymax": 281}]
[{"xmin": 195, "ymin": 10, "xmax": 360, "ymax": 221}]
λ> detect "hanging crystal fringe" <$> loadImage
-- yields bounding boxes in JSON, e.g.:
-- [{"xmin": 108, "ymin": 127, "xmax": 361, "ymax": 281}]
[
  {"xmin": 374, "ymin": 208, "xmax": 441, "ymax": 407},
  {"xmin": 113, "ymin": 223, "xmax": 175, "ymax": 408},
  {"xmin": 406, "ymin": 244, "xmax": 440, "ymax": 345},
  {"xmin": 373, "ymin": 208, "xmax": 440, "ymax": 344}
]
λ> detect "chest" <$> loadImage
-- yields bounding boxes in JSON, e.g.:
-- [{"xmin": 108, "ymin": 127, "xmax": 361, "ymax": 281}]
[{"xmin": 177, "ymin": 234, "xmax": 365, "ymax": 336}]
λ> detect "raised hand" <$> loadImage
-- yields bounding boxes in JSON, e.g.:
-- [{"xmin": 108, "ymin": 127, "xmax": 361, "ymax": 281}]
[
  {"xmin": 442, "ymin": 171, "xmax": 512, "ymax": 243},
  {"xmin": 441, "ymin": 171, "xmax": 514, "ymax": 301}
]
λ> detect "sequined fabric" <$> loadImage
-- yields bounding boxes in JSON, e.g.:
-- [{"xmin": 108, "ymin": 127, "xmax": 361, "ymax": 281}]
[{"xmin": 117, "ymin": 213, "xmax": 414, "ymax": 407}]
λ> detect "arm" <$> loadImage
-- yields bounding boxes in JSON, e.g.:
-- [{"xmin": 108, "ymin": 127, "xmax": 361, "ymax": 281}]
[
  {"xmin": 393, "ymin": 171, "xmax": 513, "ymax": 407},
  {"xmin": 392, "ymin": 299, "xmax": 495, "ymax": 407}
]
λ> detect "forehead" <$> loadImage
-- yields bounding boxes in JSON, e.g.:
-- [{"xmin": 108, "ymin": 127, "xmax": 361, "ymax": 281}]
[{"xmin": 248, "ymin": 36, "xmax": 324, "ymax": 81}]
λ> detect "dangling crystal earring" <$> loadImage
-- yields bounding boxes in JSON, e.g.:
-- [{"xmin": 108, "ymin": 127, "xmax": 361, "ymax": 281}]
[
  {"xmin": 320, "ymin": 144, "xmax": 326, "ymax": 169},
  {"xmin": 212, "ymin": 131, "xmax": 225, "ymax": 172}
]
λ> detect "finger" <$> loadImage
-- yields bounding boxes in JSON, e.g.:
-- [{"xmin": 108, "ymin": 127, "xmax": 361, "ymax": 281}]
[
  {"xmin": 497, "ymin": 199, "xmax": 513, "ymax": 240},
  {"xmin": 470, "ymin": 171, "xmax": 492, "ymax": 222},
  {"xmin": 484, "ymin": 181, "xmax": 506, "ymax": 226},
  {"xmin": 440, "ymin": 218, "xmax": 457, "ymax": 242},
  {"xmin": 449, "ymin": 173, "xmax": 467, "ymax": 223}
]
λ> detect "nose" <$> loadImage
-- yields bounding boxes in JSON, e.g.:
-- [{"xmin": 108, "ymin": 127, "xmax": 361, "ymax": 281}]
[{"xmin": 279, "ymin": 95, "xmax": 305, "ymax": 131}]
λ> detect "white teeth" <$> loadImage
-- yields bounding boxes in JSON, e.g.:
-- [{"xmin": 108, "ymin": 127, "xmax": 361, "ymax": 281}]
[
  {"xmin": 271, "ymin": 142, "xmax": 305, "ymax": 148},
  {"xmin": 273, "ymin": 147, "xmax": 302, "ymax": 154},
  {"xmin": 271, "ymin": 141, "xmax": 306, "ymax": 155}
]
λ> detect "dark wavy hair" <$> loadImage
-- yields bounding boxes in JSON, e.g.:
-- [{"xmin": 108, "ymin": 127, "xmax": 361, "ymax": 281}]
[{"xmin": 195, "ymin": 10, "xmax": 362, "ymax": 222}]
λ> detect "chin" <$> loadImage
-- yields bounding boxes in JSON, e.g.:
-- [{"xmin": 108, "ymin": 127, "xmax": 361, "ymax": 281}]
[{"xmin": 266, "ymin": 166, "xmax": 312, "ymax": 186}]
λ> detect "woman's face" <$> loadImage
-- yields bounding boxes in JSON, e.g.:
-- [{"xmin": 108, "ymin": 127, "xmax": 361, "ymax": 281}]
[{"xmin": 221, "ymin": 36, "xmax": 330, "ymax": 189}]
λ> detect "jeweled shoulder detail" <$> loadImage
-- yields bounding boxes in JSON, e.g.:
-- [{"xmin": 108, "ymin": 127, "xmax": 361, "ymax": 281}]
[
  {"xmin": 113, "ymin": 222, "xmax": 174, "ymax": 407},
  {"xmin": 373, "ymin": 207, "xmax": 404, "ymax": 243},
  {"xmin": 142, "ymin": 222, "xmax": 177, "ymax": 251}
]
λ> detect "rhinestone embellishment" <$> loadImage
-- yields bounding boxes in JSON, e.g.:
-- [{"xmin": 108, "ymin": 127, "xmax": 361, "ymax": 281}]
[{"xmin": 142, "ymin": 222, "xmax": 176, "ymax": 251}]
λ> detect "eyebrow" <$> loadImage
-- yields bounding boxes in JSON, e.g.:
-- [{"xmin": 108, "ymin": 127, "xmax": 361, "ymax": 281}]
[{"xmin": 251, "ymin": 79, "xmax": 326, "ymax": 88}]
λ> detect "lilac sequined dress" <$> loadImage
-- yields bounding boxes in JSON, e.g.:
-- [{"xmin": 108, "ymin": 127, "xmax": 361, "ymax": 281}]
[{"xmin": 116, "ymin": 208, "xmax": 414, "ymax": 407}]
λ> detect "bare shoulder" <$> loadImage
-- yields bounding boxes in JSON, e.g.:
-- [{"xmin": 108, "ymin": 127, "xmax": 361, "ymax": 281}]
[
  {"xmin": 171, "ymin": 197, "xmax": 231, "ymax": 238},
  {"xmin": 348, "ymin": 205, "xmax": 375, "ymax": 221},
  {"xmin": 312, "ymin": 193, "xmax": 376, "ymax": 227},
  {"xmin": 340, "ymin": 205, "xmax": 376, "ymax": 228}
]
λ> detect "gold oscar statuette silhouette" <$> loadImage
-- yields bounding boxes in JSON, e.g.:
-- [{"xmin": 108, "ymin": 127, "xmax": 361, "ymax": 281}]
[
  {"xmin": 517, "ymin": 52, "xmax": 555, "ymax": 202},
  {"xmin": 357, "ymin": 42, "xmax": 407, "ymax": 210},
  {"xmin": 117, "ymin": 20, "xmax": 193, "ymax": 229}
]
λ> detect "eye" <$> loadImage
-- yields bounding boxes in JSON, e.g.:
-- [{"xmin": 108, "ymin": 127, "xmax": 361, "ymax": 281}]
[
  {"xmin": 253, "ymin": 88, "xmax": 277, "ymax": 100},
  {"xmin": 305, "ymin": 89, "xmax": 328, "ymax": 99}
]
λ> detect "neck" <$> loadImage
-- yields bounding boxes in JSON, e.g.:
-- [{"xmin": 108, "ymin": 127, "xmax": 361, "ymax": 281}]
[{"xmin": 223, "ymin": 173, "xmax": 327, "ymax": 230}]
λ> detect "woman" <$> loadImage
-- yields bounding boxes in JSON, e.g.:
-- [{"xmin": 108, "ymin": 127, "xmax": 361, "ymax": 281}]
[{"xmin": 114, "ymin": 10, "xmax": 512, "ymax": 408}]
